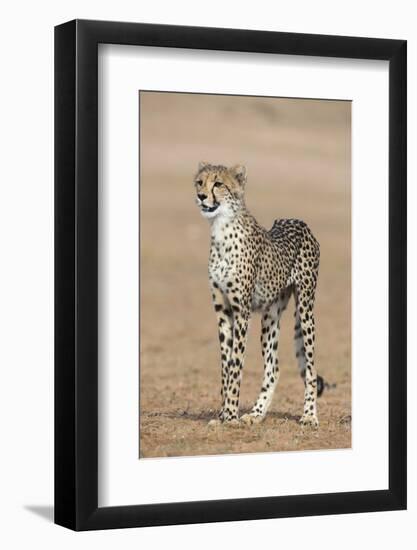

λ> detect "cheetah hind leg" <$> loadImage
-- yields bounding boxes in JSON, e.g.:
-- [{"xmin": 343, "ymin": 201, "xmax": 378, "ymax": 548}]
[
  {"xmin": 241, "ymin": 290, "xmax": 290, "ymax": 425},
  {"xmin": 294, "ymin": 288, "xmax": 319, "ymax": 428},
  {"xmin": 294, "ymin": 309, "xmax": 324, "ymax": 399}
]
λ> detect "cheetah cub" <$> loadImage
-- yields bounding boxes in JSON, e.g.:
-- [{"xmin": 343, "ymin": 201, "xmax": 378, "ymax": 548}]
[{"xmin": 195, "ymin": 162, "xmax": 324, "ymax": 428}]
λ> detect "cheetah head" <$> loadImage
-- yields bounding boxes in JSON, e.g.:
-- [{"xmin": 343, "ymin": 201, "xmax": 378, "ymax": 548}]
[{"xmin": 194, "ymin": 162, "xmax": 247, "ymax": 219}]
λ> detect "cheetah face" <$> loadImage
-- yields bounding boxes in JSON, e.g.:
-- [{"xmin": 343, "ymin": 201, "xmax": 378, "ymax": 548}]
[{"xmin": 194, "ymin": 162, "xmax": 247, "ymax": 219}]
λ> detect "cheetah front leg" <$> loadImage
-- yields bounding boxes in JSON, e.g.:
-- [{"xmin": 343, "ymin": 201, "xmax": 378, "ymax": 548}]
[
  {"xmin": 222, "ymin": 306, "xmax": 250, "ymax": 425},
  {"xmin": 208, "ymin": 282, "xmax": 234, "ymax": 426}
]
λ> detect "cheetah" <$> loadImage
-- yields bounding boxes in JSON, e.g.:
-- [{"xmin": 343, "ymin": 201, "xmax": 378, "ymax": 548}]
[{"xmin": 195, "ymin": 162, "xmax": 325, "ymax": 428}]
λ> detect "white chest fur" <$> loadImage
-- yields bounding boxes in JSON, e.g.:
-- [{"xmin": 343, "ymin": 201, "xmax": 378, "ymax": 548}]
[{"xmin": 208, "ymin": 213, "xmax": 238, "ymax": 291}]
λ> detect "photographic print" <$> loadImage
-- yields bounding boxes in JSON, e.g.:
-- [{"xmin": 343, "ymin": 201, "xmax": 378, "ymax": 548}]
[{"xmin": 139, "ymin": 91, "xmax": 351, "ymax": 458}]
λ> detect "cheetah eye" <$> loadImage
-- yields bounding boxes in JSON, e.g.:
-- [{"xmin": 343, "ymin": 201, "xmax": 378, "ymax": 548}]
[
  {"xmin": 195, "ymin": 180, "xmax": 203, "ymax": 187},
  {"xmin": 213, "ymin": 181, "xmax": 222, "ymax": 188}
]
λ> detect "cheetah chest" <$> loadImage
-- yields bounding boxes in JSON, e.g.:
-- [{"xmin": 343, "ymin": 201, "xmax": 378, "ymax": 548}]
[{"xmin": 209, "ymin": 246, "xmax": 238, "ymax": 290}]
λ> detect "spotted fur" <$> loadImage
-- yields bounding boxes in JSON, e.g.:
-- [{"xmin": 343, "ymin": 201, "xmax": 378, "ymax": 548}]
[{"xmin": 195, "ymin": 162, "xmax": 323, "ymax": 428}]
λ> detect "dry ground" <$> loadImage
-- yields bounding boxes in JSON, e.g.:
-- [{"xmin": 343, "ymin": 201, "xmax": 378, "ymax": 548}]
[{"xmin": 139, "ymin": 92, "xmax": 351, "ymax": 458}]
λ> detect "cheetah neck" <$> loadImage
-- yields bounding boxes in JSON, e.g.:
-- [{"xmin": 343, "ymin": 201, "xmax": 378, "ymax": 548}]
[
  {"xmin": 209, "ymin": 204, "xmax": 235, "ymax": 236},
  {"xmin": 209, "ymin": 202, "xmax": 259, "ymax": 245}
]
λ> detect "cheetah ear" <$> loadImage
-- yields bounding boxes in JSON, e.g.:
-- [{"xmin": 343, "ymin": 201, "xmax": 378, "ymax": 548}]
[
  {"xmin": 198, "ymin": 161, "xmax": 210, "ymax": 172},
  {"xmin": 230, "ymin": 164, "xmax": 247, "ymax": 188}
]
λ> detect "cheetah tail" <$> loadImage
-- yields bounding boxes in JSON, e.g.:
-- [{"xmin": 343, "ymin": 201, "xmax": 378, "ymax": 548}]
[{"xmin": 317, "ymin": 375, "xmax": 337, "ymax": 398}]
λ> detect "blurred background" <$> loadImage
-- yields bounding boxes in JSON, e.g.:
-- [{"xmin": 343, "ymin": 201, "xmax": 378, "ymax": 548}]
[{"xmin": 139, "ymin": 92, "xmax": 351, "ymax": 458}]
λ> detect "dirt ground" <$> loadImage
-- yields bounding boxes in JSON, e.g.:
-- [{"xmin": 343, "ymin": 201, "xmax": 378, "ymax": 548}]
[{"xmin": 139, "ymin": 92, "xmax": 351, "ymax": 458}]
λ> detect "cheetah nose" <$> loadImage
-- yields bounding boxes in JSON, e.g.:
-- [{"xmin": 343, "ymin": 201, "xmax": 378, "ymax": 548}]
[{"xmin": 197, "ymin": 193, "xmax": 207, "ymax": 202}]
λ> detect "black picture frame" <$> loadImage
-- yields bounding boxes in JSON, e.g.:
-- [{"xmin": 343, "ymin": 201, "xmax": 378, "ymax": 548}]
[{"xmin": 55, "ymin": 19, "xmax": 407, "ymax": 531}]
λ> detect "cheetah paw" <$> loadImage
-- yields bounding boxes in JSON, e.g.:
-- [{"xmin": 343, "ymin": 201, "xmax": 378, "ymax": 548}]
[
  {"xmin": 299, "ymin": 414, "xmax": 319, "ymax": 429},
  {"xmin": 240, "ymin": 413, "xmax": 264, "ymax": 425}
]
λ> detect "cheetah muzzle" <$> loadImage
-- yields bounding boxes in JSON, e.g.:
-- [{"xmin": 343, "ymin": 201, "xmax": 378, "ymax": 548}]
[
  {"xmin": 195, "ymin": 161, "xmax": 323, "ymax": 429},
  {"xmin": 201, "ymin": 203, "xmax": 219, "ymax": 214}
]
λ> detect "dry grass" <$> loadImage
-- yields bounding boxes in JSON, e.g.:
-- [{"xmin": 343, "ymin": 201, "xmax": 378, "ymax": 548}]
[{"xmin": 139, "ymin": 92, "xmax": 351, "ymax": 458}]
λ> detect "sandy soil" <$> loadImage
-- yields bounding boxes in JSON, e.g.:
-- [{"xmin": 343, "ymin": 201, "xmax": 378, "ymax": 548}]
[{"xmin": 139, "ymin": 92, "xmax": 351, "ymax": 458}]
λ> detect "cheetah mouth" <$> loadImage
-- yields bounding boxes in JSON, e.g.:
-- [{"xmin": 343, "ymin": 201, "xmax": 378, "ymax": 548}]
[{"xmin": 201, "ymin": 203, "xmax": 219, "ymax": 213}]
